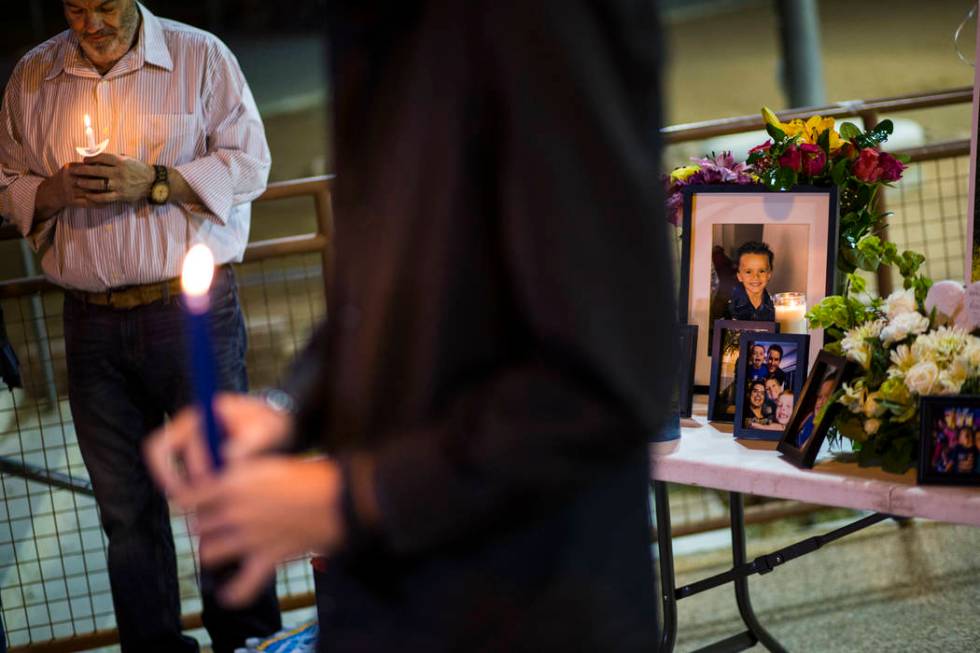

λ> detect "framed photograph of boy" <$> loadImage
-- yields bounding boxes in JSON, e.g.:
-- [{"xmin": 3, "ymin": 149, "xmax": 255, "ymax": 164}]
[
  {"xmin": 707, "ymin": 320, "xmax": 777, "ymax": 423},
  {"xmin": 918, "ymin": 396, "xmax": 980, "ymax": 486},
  {"xmin": 733, "ymin": 333, "xmax": 810, "ymax": 440},
  {"xmin": 777, "ymin": 351, "xmax": 852, "ymax": 468},
  {"xmin": 679, "ymin": 185, "xmax": 838, "ymax": 386},
  {"xmin": 677, "ymin": 324, "xmax": 698, "ymax": 419}
]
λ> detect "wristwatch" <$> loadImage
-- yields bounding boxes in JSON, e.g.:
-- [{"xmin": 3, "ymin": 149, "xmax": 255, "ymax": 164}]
[{"xmin": 148, "ymin": 165, "xmax": 170, "ymax": 205}]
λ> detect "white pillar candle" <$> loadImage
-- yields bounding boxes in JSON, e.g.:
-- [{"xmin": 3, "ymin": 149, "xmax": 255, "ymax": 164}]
[
  {"xmin": 774, "ymin": 292, "xmax": 807, "ymax": 334},
  {"xmin": 83, "ymin": 114, "xmax": 96, "ymax": 151}
]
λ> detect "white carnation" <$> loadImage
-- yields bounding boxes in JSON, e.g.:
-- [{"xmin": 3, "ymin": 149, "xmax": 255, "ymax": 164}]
[
  {"xmin": 885, "ymin": 289, "xmax": 917, "ymax": 319},
  {"xmin": 881, "ymin": 311, "xmax": 930, "ymax": 347},
  {"xmin": 904, "ymin": 360, "xmax": 940, "ymax": 396}
]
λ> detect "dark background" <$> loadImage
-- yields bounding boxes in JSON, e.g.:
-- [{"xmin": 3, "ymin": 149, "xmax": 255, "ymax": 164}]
[{"xmin": 1, "ymin": 1, "xmax": 327, "ymax": 82}]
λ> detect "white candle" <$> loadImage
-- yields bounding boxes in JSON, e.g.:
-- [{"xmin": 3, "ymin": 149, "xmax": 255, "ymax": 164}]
[
  {"xmin": 83, "ymin": 114, "xmax": 96, "ymax": 151},
  {"xmin": 774, "ymin": 292, "xmax": 807, "ymax": 334}
]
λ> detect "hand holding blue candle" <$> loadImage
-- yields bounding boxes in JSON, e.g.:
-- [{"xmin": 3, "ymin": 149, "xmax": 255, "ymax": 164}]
[{"xmin": 181, "ymin": 244, "xmax": 224, "ymax": 470}]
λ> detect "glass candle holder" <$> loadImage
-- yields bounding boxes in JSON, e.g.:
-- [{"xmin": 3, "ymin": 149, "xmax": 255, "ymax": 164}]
[{"xmin": 773, "ymin": 292, "xmax": 807, "ymax": 334}]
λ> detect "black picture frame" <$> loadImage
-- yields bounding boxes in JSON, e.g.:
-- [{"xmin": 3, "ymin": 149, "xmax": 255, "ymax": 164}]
[
  {"xmin": 707, "ymin": 319, "xmax": 778, "ymax": 423},
  {"xmin": 677, "ymin": 324, "xmax": 698, "ymax": 418},
  {"xmin": 777, "ymin": 351, "xmax": 854, "ymax": 468},
  {"xmin": 678, "ymin": 184, "xmax": 838, "ymax": 386},
  {"xmin": 733, "ymin": 333, "xmax": 810, "ymax": 440},
  {"xmin": 917, "ymin": 396, "xmax": 980, "ymax": 486}
]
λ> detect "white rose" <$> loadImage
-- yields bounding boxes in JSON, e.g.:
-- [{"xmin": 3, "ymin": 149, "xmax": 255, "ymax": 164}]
[
  {"xmin": 864, "ymin": 418, "xmax": 881, "ymax": 435},
  {"xmin": 904, "ymin": 360, "xmax": 940, "ymax": 396},
  {"xmin": 885, "ymin": 289, "xmax": 917, "ymax": 319},
  {"xmin": 924, "ymin": 280, "xmax": 965, "ymax": 326},
  {"xmin": 881, "ymin": 312, "xmax": 931, "ymax": 347}
]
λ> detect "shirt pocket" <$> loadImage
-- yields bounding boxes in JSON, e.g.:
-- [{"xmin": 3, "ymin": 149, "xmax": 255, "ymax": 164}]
[{"xmin": 141, "ymin": 114, "xmax": 201, "ymax": 167}]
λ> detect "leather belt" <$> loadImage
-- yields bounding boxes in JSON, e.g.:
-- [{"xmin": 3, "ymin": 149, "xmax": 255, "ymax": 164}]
[{"xmin": 70, "ymin": 266, "xmax": 231, "ymax": 310}]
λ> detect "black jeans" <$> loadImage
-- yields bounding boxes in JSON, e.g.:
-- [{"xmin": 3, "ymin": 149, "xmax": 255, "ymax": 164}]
[{"xmin": 63, "ymin": 269, "xmax": 281, "ymax": 653}]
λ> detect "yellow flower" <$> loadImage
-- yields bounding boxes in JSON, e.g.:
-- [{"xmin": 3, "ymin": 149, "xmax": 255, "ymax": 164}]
[
  {"xmin": 760, "ymin": 107, "xmax": 842, "ymax": 151},
  {"xmin": 669, "ymin": 165, "xmax": 701, "ymax": 183}
]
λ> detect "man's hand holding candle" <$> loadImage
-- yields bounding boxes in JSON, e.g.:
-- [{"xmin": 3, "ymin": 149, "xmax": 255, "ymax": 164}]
[{"xmin": 70, "ymin": 153, "xmax": 157, "ymax": 204}]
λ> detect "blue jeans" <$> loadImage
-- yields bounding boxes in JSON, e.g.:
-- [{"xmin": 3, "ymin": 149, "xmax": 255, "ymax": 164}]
[{"xmin": 64, "ymin": 268, "xmax": 281, "ymax": 653}]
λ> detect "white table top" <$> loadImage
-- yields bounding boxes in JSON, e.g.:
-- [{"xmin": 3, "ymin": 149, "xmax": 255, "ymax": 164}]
[{"xmin": 650, "ymin": 407, "xmax": 980, "ymax": 527}]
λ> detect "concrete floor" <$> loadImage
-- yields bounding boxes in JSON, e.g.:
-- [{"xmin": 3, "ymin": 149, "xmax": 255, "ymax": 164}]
[{"xmin": 671, "ymin": 518, "xmax": 980, "ymax": 652}]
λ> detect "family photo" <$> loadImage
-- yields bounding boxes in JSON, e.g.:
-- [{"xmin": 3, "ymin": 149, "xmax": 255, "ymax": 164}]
[{"xmin": 733, "ymin": 334, "xmax": 808, "ymax": 439}]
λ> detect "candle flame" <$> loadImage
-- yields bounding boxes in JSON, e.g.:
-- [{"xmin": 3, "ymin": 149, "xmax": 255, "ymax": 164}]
[
  {"xmin": 84, "ymin": 114, "xmax": 91, "ymax": 129},
  {"xmin": 181, "ymin": 244, "xmax": 215, "ymax": 297}
]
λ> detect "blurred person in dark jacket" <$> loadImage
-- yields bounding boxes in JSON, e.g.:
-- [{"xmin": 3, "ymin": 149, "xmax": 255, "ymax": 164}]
[{"xmin": 146, "ymin": 1, "xmax": 675, "ymax": 651}]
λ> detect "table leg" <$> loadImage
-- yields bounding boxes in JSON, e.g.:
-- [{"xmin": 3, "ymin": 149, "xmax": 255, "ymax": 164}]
[
  {"xmin": 729, "ymin": 492, "xmax": 787, "ymax": 653},
  {"xmin": 652, "ymin": 481, "xmax": 677, "ymax": 653}
]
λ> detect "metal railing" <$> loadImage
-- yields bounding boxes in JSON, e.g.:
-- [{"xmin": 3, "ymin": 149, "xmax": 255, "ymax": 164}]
[{"xmin": 0, "ymin": 86, "xmax": 975, "ymax": 652}]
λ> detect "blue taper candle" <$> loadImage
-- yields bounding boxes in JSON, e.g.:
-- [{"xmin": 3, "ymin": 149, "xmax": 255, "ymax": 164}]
[{"xmin": 181, "ymin": 244, "xmax": 224, "ymax": 469}]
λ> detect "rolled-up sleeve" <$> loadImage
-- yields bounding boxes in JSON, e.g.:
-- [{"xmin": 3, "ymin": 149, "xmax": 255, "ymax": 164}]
[
  {"xmin": 175, "ymin": 42, "xmax": 270, "ymax": 224},
  {"xmin": 0, "ymin": 66, "xmax": 52, "ymax": 251}
]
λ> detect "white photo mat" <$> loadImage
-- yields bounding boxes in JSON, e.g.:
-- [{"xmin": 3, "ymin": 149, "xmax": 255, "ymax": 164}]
[{"xmin": 682, "ymin": 188, "xmax": 836, "ymax": 386}]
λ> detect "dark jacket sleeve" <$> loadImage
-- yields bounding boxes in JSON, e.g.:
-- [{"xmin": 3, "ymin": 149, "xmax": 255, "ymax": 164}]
[{"xmin": 330, "ymin": 1, "xmax": 678, "ymax": 555}]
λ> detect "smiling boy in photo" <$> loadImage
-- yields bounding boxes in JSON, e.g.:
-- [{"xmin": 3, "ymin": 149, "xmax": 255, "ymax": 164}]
[{"xmin": 726, "ymin": 241, "xmax": 775, "ymax": 322}]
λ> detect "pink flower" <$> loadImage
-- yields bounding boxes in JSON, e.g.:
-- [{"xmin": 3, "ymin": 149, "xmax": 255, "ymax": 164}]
[
  {"xmin": 799, "ymin": 143, "xmax": 827, "ymax": 177},
  {"xmin": 877, "ymin": 152, "xmax": 906, "ymax": 182},
  {"xmin": 852, "ymin": 148, "xmax": 882, "ymax": 183},
  {"xmin": 778, "ymin": 144, "xmax": 802, "ymax": 172}
]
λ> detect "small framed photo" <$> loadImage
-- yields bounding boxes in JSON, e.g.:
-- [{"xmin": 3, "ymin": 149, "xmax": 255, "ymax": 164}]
[
  {"xmin": 677, "ymin": 325, "xmax": 698, "ymax": 418},
  {"xmin": 707, "ymin": 320, "xmax": 777, "ymax": 423},
  {"xmin": 777, "ymin": 351, "xmax": 852, "ymax": 468},
  {"xmin": 918, "ymin": 396, "xmax": 980, "ymax": 486},
  {"xmin": 733, "ymin": 333, "xmax": 810, "ymax": 440},
  {"xmin": 679, "ymin": 185, "xmax": 838, "ymax": 386}
]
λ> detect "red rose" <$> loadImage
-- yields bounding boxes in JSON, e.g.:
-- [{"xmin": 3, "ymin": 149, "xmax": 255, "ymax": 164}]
[
  {"xmin": 779, "ymin": 144, "xmax": 802, "ymax": 172},
  {"xmin": 852, "ymin": 148, "xmax": 882, "ymax": 183},
  {"xmin": 877, "ymin": 152, "xmax": 906, "ymax": 182},
  {"xmin": 799, "ymin": 143, "xmax": 827, "ymax": 177},
  {"xmin": 749, "ymin": 140, "xmax": 773, "ymax": 155}
]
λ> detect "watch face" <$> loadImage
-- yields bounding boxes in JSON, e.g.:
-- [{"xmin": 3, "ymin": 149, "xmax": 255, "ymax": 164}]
[{"xmin": 150, "ymin": 182, "xmax": 169, "ymax": 204}]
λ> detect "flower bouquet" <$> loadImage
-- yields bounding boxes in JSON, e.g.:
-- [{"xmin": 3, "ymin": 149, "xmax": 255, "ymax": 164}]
[
  {"xmin": 749, "ymin": 108, "xmax": 908, "ymax": 275},
  {"xmin": 663, "ymin": 108, "xmax": 909, "ymax": 277},
  {"xmin": 808, "ymin": 236, "xmax": 980, "ymax": 472}
]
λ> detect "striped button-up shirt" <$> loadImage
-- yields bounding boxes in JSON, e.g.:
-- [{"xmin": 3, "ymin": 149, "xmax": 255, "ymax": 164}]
[{"xmin": 0, "ymin": 3, "xmax": 269, "ymax": 291}]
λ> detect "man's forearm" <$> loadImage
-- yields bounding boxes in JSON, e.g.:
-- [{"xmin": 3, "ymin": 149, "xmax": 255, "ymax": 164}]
[
  {"xmin": 166, "ymin": 167, "xmax": 201, "ymax": 205},
  {"xmin": 33, "ymin": 174, "xmax": 66, "ymax": 223}
]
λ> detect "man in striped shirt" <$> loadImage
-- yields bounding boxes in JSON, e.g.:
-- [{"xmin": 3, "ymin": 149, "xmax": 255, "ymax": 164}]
[{"xmin": 0, "ymin": 2, "xmax": 281, "ymax": 651}]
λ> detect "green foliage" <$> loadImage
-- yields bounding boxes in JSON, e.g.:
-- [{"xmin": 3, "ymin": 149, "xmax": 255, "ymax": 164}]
[
  {"xmin": 854, "ymin": 119, "xmax": 894, "ymax": 149},
  {"xmin": 839, "ymin": 122, "xmax": 862, "ymax": 140}
]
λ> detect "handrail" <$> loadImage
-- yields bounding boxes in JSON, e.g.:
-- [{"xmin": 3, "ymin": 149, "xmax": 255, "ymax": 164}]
[
  {"xmin": 0, "ymin": 175, "xmax": 334, "ymax": 298},
  {"xmin": 662, "ymin": 86, "xmax": 973, "ymax": 144}
]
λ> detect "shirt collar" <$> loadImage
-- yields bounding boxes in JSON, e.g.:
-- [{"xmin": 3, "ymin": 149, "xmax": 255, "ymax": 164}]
[{"xmin": 43, "ymin": 2, "xmax": 172, "ymax": 81}]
